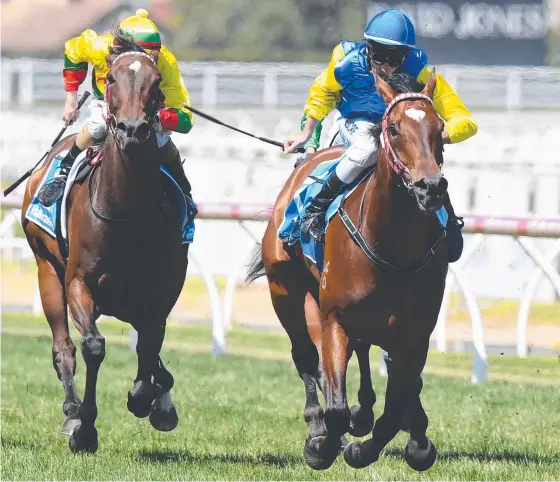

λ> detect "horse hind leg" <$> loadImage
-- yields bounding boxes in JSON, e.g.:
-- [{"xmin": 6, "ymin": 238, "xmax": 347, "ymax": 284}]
[
  {"xmin": 149, "ymin": 356, "xmax": 178, "ymax": 432},
  {"xmin": 36, "ymin": 256, "xmax": 82, "ymax": 436},
  {"xmin": 348, "ymin": 340, "xmax": 376, "ymax": 437}
]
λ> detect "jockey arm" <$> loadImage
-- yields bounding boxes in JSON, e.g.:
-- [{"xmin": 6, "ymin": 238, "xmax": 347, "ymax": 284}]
[
  {"xmin": 303, "ymin": 44, "xmax": 344, "ymax": 124},
  {"xmin": 416, "ymin": 66, "xmax": 478, "ymax": 144},
  {"xmin": 284, "ymin": 44, "xmax": 343, "ymax": 152},
  {"xmin": 63, "ymin": 29, "xmax": 105, "ymax": 93},
  {"xmin": 157, "ymin": 47, "xmax": 194, "ymax": 134},
  {"xmin": 300, "ymin": 114, "xmax": 323, "ymax": 152}
]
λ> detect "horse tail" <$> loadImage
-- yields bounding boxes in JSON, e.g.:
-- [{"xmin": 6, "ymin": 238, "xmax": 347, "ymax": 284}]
[{"xmin": 246, "ymin": 243, "xmax": 266, "ymax": 284}]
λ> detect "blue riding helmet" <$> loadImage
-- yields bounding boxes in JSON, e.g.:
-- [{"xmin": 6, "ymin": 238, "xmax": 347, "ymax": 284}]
[{"xmin": 364, "ymin": 9, "xmax": 416, "ymax": 48}]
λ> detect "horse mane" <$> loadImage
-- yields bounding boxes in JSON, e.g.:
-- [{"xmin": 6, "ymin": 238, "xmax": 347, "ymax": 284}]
[
  {"xmin": 370, "ymin": 73, "xmax": 444, "ymax": 163},
  {"xmin": 109, "ymin": 28, "xmax": 146, "ymax": 56}
]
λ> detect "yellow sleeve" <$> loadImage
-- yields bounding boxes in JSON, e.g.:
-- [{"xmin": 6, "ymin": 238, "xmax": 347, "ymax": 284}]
[
  {"xmin": 64, "ymin": 30, "xmax": 112, "ymax": 66},
  {"xmin": 417, "ymin": 66, "xmax": 478, "ymax": 144},
  {"xmin": 158, "ymin": 46, "xmax": 194, "ymax": 131},
  {"xmin": 304, "ymin": 44, "xmax": 344, "ymax": 121}
]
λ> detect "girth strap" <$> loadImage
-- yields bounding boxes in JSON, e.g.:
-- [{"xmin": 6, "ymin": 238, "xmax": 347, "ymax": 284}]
[{"xmin": 337, "ymin": 206, "xmax": 445, "ymax": 274}]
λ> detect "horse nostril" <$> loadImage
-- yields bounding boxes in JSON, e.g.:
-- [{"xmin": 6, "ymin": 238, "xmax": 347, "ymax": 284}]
[
  {"xmin": 116, "ymin": 121, "xmax": 128, "ymax": 133},
  {"xmin": 437, "ymin": 176, "xmax": 448, "ymax": 193},
  {"xmin": 134, "ymin": 121, "xmax": 151, "ymax": 141},
  {"xmin": 413, "ymin": 179, "xmax": 428, "ymax": 192}
]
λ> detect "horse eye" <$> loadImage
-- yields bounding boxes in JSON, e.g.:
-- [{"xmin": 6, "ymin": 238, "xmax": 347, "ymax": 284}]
[
  {"xmin": 389, "ymin": 123, "xmax": 398, "ymax": 137},
  {"xmin": 107, "ymin": 74, "xmax": 115, "ymax": 84}
]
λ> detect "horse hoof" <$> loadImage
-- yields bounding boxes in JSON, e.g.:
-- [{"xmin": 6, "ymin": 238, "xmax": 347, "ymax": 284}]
[
  {"xmin": 127, "ymin": 381, "xmax": 155, "ymax": 418},
  {"xmin": 343, "ymin": 441, "xmax": 377, "ymax": 469},
  {"xmin": 348, "ymin": 405, "xmax": 374, "ymax": 437},
  {"xmin": 303, "ymin": 436, "xmax": 339, "ymax": 470},
  {"xmin": 149, "ymin": 406, "xmax": 178, "ymax": 432},
  {"xmin": 404, "ymin": 437, "xmax": 437, "ymax": 472},
  {"xmin": 61, "ymin": 417, "xmax": 81, "ymax": 436},
  {"xmin": 69, "ymin": 424, "xmax": 98, "ymax": 454}
]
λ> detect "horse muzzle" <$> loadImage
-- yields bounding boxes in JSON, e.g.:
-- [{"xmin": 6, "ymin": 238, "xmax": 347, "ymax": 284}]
[
  {"xmin": 412, "ymin": 175, "xmax": 448, "ymax": 213},
  {"xmin": 115, "ymin": 118, "xmax": 152, "ymax": 149}
]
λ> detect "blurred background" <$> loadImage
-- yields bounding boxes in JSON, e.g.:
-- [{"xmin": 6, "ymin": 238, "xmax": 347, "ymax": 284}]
[{"xmin": 1, "ymin": 0, "xmax": 560, "ymax": 362}]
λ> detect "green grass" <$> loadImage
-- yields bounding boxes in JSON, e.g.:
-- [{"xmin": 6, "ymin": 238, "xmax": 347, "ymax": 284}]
[{"xmin": 2, "ymin": 314, "xmax": 559, "ymax": 480}]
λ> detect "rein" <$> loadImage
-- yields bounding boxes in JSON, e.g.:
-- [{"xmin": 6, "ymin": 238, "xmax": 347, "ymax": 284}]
[{"xmin": 338, "ymin": 91, "xmax": 445, "ymax": 274}]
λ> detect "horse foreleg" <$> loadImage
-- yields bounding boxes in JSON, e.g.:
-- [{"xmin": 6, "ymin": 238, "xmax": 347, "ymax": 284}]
[
  {"xmin": 349, "ymin": 340, "xmax": 376, "ymax": 437},
  {"xmin": 403, "ymin": 376, "xmax": 437, "ymax": 471},
  {"xmin": 344, "ymin": 344, "xmax": 429, "ymax": 469},
  {"xmin": 66, "ymin": 278, "xmax": 105, "ymax": 454},
  {"xmin": 36, "ymin": 257, "xmax": 81, "ymax": 436},
  {"xmin": 149, "ymin": 356, "xmax": 178, "ymax": 432},
  {"xmin": 127, "ymin": 320, "xmax": 165, "ymax": 420},
  {"xmin": 305, "ymin": 313, "xmax": 352, "ymax": 470}
]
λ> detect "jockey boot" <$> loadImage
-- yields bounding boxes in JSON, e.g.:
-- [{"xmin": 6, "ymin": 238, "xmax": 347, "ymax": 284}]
[
  {"xmin": 37, "ymin": 142, "xmax": 82, "ymax": 207},
  {"xmin": 300, "ymin": 171, "xmax": 346, "ymax": 242},
  {"xmin": 159, "ymin": 140, "xmax": 192, "ymax": 197},
  {"xmin": 443, "ymin": 192, "xmax": 464, "ymax": 263}
]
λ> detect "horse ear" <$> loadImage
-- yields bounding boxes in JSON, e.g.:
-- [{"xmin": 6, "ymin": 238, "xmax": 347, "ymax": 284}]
[
  {"xmin": 422, "ymin": 68, "xmax": 437, "ymax": 99},
  {"xmin": 106, "ymin": 53, "xmax": 117, "ymax": 66},
  {"xmin": 375, "ymin": 73, "xmax": 397, "ymax": 104},
  {"xmin": 149, "ymin": 50, "xmax": 160, "ymax": 63}
]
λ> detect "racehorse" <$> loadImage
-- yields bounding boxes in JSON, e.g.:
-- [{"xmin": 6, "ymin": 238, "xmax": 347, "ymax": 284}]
[
  {"xmin": 247, "ymin": 71, "xmax": 448, "ymax": 471},
  {"xmin": 21, "ymin": 40, "xmax": 188, "ymax": 453}
]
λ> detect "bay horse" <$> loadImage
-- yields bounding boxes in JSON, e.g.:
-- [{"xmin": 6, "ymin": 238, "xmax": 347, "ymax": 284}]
[
  {"xmin": 247, "ymin": 72, "xmax": 448, "ymax": 471},
  {"xmin": 21, "ymin": 41, "xmax": 188, "ymax": 453}
]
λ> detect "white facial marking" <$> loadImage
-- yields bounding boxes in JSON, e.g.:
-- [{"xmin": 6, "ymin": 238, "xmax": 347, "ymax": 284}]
[
  {"xmin": 129, "ymin": 60, "xmax": 141, "ymax": 72},
  {"xmin": 405, "ymin": 108, "xmax": 426, "ymax": 122}
]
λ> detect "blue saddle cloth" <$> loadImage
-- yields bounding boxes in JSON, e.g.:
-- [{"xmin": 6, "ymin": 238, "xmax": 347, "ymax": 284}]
[
  {"xmin": 278, "ymin": 155, "xmax": 448, "ymax": 272},
  {"xmin": 25, "ymin": 149, "xmax": 197, "ymax": 244}
]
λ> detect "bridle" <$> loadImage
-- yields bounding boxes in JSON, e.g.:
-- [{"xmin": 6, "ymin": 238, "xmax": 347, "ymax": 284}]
[
  {"xmin": 104, "ymin": 51, "xmax": 162, "ymax": 137},
  {"xmin": 379, "ymin": 91, "xmax": 435, "ymax": 191}
]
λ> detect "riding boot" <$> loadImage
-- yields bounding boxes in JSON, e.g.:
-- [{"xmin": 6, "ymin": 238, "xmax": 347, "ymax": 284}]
[
  {"xmin": 37, "ymin": 142, "xmax": 82, "ymax": 207},
  {"xmin": 443, "ymin": 192, "xmax": 464, "ymax": 263},
  {"xmin": 300, "ymin": 170, "xmax": 346, "ymax": 241},
  {"xmin": 159, "ymin": 140, "xmax": 192, "ymax": 197}
]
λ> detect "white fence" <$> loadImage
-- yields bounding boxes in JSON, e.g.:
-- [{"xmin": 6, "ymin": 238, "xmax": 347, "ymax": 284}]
[
  {"xmin": 2, "ymin": 191, "xmax": 560, "ymax": 384},
  {"xmin": 2, "ymin": 58, "xmax": 560, "ymax": 111}
]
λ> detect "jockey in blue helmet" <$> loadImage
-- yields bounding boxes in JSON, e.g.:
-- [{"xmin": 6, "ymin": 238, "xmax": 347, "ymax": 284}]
[{"xmin": 285, "ymin": 9, "xmax": 478, "ymax": 261}]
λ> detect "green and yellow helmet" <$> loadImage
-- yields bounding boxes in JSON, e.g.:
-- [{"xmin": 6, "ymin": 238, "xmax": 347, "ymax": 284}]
[{"xmin": 118, "ymin": 8, "xmax": 161, "ymax": 50}]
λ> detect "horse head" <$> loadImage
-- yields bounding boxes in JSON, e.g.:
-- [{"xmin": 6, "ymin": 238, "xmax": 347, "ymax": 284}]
[
  {"xmin": 105, "ymin": 31, "xmax": 164, "ymax": 151},
  {"xmin": 375, "ymin": 71, "xmax": 447, "ymax": 213}
]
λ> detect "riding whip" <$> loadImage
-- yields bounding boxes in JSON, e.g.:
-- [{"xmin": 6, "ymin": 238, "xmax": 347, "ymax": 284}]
[
  {"xmin": 182, "ymin": 104, "xmax": 306, "ymax": 154},
  {"xmin": 3, "ymin": 91, "xmax": 91, "ymax": 197}
]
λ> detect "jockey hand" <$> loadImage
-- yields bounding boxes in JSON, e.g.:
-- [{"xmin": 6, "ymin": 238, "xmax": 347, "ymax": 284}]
[
  {"xmin": 284, "ymin": 131, "xmax": 310, "ymax": 154},
  {"xmin": 442, "ymin": 129, "xmax": 451, "ymax": 144},
  {"xmin": 62, "ymin": 92, "xmax": 80, "ymax": 126}
]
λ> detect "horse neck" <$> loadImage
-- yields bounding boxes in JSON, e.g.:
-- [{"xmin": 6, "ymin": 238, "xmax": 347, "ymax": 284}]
[
  {"xmin": 363, "ymin": 150, "xmax": 436, "ymax": 267},
  {"xmin": 95, "ymin": 135, "xmax": 161, "ymax": 217}
]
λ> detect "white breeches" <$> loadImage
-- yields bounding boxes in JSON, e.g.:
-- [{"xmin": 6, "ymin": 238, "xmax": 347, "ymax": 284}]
[{"xmin": 335, "ymin": 117, "xmax": 379, "ymax": 184}]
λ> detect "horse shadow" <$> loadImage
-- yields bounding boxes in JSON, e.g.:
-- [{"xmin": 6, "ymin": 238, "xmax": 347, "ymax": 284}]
[
  {"xmin": 383, "ymin": 446, "xmax": 557, "ymax": 465},
  {"xmin": 138, "ymin": 450, "xmax": 301, "ymax": 468}
]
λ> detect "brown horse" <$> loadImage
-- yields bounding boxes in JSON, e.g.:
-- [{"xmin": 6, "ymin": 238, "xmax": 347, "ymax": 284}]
[
  {"xmin": 21, "ymin": 42, "xmax": 188, "ymax": 453},
  {"xmin": 247, "ymin": 72, "xmax": 448, "ymax": 471}
]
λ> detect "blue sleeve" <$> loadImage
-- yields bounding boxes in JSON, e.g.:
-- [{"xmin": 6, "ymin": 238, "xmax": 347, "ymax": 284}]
[
  {"xmin": 401, "ymin": 48, "xmax": 428, "ymax": 79},
  {"xmin": 333, "ymin": 42, "xmax": 361, "ymax": 88}
]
